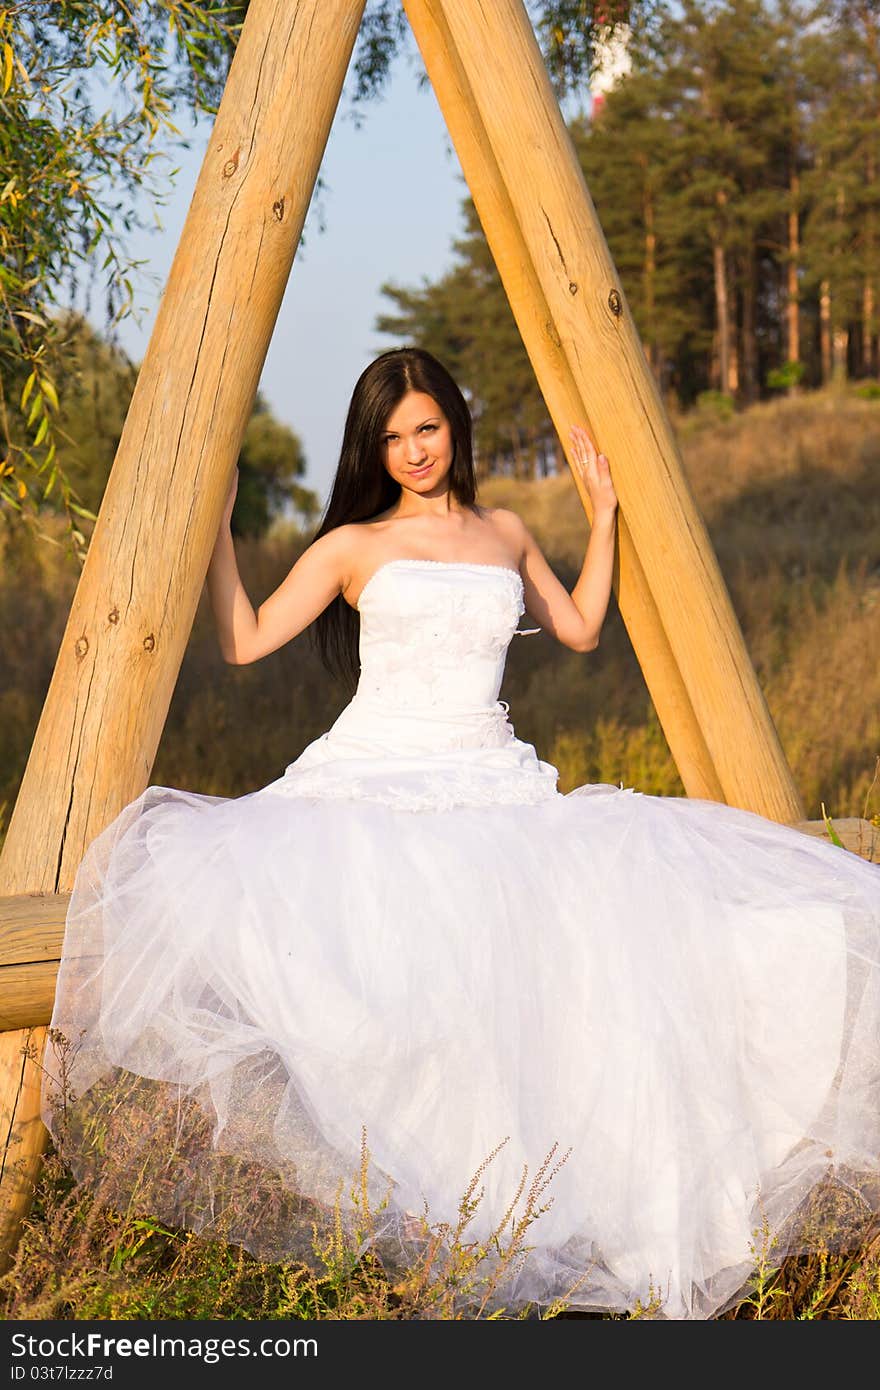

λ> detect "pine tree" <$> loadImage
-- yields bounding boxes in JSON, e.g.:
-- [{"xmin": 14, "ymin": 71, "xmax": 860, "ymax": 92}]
[{"xmin": 800, "ymin": 1, "xmax": 880, "ymax": 383}]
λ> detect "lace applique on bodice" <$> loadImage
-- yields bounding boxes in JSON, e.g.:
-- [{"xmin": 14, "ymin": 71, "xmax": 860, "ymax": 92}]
[
  {"xmin": 355, "ymin": 559, "xmax": 535, "ymax": 711},
  {"xmin": 269, "ymin": 560, "xmax": 558, "ymax": 811}
]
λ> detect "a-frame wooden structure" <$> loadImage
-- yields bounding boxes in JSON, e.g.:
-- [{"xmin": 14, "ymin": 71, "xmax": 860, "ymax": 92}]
[{"xmin": 1, "ymin": 0, "xmax": 872, "ymax": 1273}]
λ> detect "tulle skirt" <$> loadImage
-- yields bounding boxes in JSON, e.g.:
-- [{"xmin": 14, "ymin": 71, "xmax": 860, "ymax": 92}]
[{"xmin": 42, "ymin": 776, "xmax": 880, "ymax": 1320}]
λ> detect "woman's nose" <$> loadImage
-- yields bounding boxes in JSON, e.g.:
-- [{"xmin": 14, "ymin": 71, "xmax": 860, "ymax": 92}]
[{"xmin": 406, "ymin": 435, "xmax": 427, "ymax": 462}]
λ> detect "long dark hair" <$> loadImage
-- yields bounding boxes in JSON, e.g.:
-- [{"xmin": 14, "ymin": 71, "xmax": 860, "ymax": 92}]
[{"xmin": 310, "ymin": 347, "xmax": 479, "ymax": 690}]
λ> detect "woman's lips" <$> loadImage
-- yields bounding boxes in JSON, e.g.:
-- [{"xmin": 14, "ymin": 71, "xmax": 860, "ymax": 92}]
[{"xmin": 408, "ymin": 461, "xmax": 434, "ymax": 477}]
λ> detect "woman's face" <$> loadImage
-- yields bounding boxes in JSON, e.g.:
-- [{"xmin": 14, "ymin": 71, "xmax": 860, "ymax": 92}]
[{"xmin": 380, "ymin": 391, "xmax": 454, "ymax": 495}]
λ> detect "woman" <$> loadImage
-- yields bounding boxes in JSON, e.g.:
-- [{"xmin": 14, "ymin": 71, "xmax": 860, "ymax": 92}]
[{"xmin": 43, "ymin": 348, "xmax": 880, "ymax": 1321}]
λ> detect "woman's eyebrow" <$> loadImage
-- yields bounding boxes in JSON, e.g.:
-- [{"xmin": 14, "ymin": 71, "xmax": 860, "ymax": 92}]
[{"xmin": 382, "ymin": 418, "xmax": 440, "ymax": 434}]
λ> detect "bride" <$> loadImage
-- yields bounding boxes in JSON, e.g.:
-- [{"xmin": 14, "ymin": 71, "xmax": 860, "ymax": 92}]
[{"xmin": 43, "ymin": 347, "xmax": 880, "ymax": 1321}]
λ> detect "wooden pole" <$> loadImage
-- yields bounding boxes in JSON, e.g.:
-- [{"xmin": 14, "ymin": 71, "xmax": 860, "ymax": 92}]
[
  {"xmin": 402, "ymin": 0, "xmax": 722, "ymax": 803},
  {"xmin": 0, "ymin": 0, "xmax": 367, "ymax": 1272},
  {"xmin": 405, "ymin": 0, "xmax": 804, "ymax": 823}
]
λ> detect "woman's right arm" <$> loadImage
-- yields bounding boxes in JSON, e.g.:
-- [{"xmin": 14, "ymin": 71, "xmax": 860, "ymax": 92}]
[{"xmin": 206, "ymin": 469, "xmax": 350, "ymax": 665}]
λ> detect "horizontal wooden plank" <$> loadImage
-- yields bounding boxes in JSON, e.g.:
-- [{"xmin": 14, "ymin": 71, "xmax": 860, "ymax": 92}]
[
  {"xmin": 0, "ymin": 893, "xmax": 69, "ymax": 966},
  {"xmin": 0, "ymin": 962, "xmax": 57, "ymax": 1031}
]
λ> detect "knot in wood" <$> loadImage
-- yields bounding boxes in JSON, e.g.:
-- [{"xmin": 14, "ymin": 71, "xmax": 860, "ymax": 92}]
[
  {"xmin": 568, "ymin": 282, "xmax": 578, "ymax": 295},
  {"xmin": 74, "ymin": 635, "xmax": 89, "ymax": 660},
  {"xmin": 143, "ymin": 633, "xmax": 156, "ymax": 653},
  {"xmin": 222, "ymin": 149, "xmax": 240, "ymax": 179},
  {"xmin": 107, "ymin": 606, "xmax": 119, "ymax": 625},
  {"xmin": 608, "ymin": 288, "xmax": 622, "ymax": 317},
  {"xmin": 272, "ymin": 196, "xmax": 285, "ymax": 222}
]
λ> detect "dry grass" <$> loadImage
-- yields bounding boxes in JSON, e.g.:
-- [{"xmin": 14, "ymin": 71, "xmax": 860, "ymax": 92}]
[
  {"xmin": 2, "ymin": 1037, "xmax": 578, "ymax": 1322},
  {"xmin": 3, "ymin": 1114, "xmax": 879, "ymax": 1321}
]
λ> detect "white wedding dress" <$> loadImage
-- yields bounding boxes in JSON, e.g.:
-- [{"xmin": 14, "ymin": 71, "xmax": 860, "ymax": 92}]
[{"xmin": 42, "ymin": 558, "xmax": 880, "ymax": 1320}]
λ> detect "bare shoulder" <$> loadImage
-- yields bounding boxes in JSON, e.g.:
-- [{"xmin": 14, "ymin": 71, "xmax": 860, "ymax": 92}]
[
  {"xmin": 478, "ymin": 505, "xmax": 531, "ymax": 560},
  {"xmin": 476, "ymin": 503, "xmax": 525, "ymax": 533},
  {"xmin": 304, "ymin": 522, "xmax": 369, "ymax": 576},
  {"xmin": 315, "ymin": 519, "xmax": 391, "ymax": 605}
]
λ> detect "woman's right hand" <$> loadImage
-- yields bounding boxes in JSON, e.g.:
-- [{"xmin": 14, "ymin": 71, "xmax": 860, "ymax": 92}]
[{"xmin": 221, "ymin": 466, "xmax": 239, "ymax": 530}]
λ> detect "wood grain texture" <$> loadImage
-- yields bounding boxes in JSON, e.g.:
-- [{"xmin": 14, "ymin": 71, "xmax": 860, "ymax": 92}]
[
  {"xmin": 403, "ymin": 0, "xmax": 724, "ymax": 803},
  {"xmin": 0, "ymin": 895, "xmax": 68, "ymax": 1028},
  {"xmin": 0, "ymin": 1027, "xmax": 44, "ymax": 1246},
  {"xmin": 0, "ymin": 966, "xmax": 60, "ymax": 1032},
  {"xmin": 408, "ymin": 0, "xmax": 804, "ymax": 824},
  {"xmin": 0, "ymin": 0, "xmax": 367, "ymax": 1273},
  {"xmin": 0, "ymin": 893, "xmax": 69, "ymax": 965}
]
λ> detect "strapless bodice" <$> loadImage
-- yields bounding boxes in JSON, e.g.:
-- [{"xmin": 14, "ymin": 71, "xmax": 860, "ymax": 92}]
[
  {"xmin": 272, "ymin": 560, "xmax": 558, "ymax": 810},
  {"xmin": 356, "ymin": 558, "xmax": 529, "ymax": 705}
]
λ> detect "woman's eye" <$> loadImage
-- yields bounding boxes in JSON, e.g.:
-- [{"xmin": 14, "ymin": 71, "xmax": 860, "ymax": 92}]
[{"xmin": 420, "ymin": 425, "xmax": 436, "ymax": 433}]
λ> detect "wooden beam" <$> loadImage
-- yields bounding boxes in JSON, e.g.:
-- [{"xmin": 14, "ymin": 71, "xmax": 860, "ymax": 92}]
[
  {"xmin": 401, "ymin": 0, "xmax": 723, "ymax": 804},
  {"xmin": 0, "ymin": 894, "xmax": 69, "ymax": 1030},
  {"xmin": 405, "ymin": 0, "xmax": 804, "ymax": 824},
  {"xmin": 0, "ymin": 966, "xmax": 60, "ymax": 1033},
  {"xmin": 0, "ymin": 893, "xmax": 70, "ymax": 965},
  {"xmin": 0, "ymin": 0, "xmax": 367, "ymax": 1274}
]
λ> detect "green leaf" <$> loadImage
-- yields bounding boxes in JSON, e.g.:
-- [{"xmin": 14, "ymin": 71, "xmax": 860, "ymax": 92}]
[
  {"xmin": 33, "ymin": 415, "xmax": 49, "ymax": 447},
  {"xmin": 0, "ymin": 481, "xmax": 22, "ymax": 513},
  {"xmin": 19, "ymin": 370, "xmax": 37, "ymax": 411}
]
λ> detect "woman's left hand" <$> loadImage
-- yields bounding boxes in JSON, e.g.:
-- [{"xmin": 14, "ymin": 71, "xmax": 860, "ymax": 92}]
[{"xmin": 569, "ymin": 425, "xmax": 618, "ymax": 518}]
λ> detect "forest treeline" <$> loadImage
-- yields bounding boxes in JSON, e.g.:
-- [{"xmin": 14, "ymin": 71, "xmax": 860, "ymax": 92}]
[
  {"xmin": 378, "ymin": 0, "xmax": 880, "ymax": 478},
  {"xmin": 2, "ymin": 385, "xmax": 878, "ymax": 851},
  {"xmin": 4, "ymin": 3, "xmax": 872, "ymax": 516}
]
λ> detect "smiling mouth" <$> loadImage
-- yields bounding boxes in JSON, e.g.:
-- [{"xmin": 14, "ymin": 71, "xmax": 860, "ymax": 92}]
[{"xmin": 409, "ymin": 462, "xmax": 434, "ymax": 475}]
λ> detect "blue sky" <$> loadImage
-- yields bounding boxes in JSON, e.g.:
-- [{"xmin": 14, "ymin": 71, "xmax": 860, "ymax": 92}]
[{"xmin": 105, "ymin": 58, "xmax": 469, "ymax": 509}]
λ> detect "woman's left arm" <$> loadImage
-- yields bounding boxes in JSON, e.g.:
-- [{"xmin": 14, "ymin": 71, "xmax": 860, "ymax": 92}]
[
  {"xmin": 566, "ymin": 424, "xmax": 618, "ymax": 648},
  {"xmin": 509, "ymin": 425, "xmax": 618, "ymax": 653}
]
